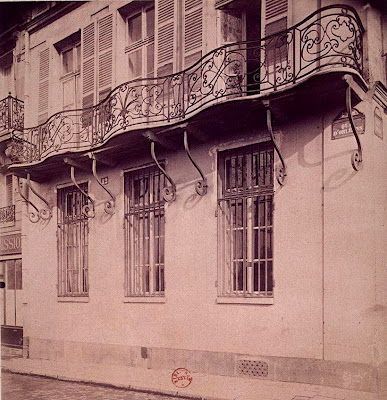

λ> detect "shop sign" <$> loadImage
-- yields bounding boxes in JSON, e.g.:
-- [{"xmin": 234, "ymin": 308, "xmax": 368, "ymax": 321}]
[
  {"xmin": 332, "ymin": 108, "xmax": 365, "ymax": 140},
  {"xmin": 0, "ymin": 233, "xmax": 22, "ymax": 255}
]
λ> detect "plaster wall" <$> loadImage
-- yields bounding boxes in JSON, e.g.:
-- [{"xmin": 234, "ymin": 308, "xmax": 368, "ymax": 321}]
[{"xmin": 23, "ymin": 114, "xmax": 323, "ymax": 360}]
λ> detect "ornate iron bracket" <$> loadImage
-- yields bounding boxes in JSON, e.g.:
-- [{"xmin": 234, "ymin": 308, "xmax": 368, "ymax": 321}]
[
  {"xmin": 89, "ymin": 154, "xmax": 115, "ymax": 214},
  {"xmin": 65, "ymin": 158, "xmax": 95, "ymax": 218},
  {"xmin": 183, "ymin": 130, "xmax": 208, "ymax": 196},
  {"xmin": 150, "ymin": 141, "xmax": 176, "ymax": 202},
  {"xmin": 26, "ymin": 173, "xmax": 52, "ymax": 220},
  {"xmin": 346, "ymin": 85, "xmax": 363, "ymax": 171},
  {"xmin": 16, "ymin": 176, "xmax": 40, "ymax": 223},
  {"xmin": 263, "ymin": 102, "xmax": 286, "ymax": 185}
]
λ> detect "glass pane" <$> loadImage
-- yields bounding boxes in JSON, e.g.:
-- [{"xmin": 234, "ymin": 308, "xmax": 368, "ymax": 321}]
[
  {"xmin": 63, "ymin": 78, "xmax": 75, "ymax": 110},
  {"xmin": 146, "ymin": 8, "xmax": 155, "ymax": 37},
  {"xmin": 146, "ymin": 43, "xmax": 154, "ymax": 77},
  {"xmin": 15, "ymin": 259, "xmax": 22, "ymax": 290},
  {"xmin": 128, "ymin": 49, "xmax": 142, "ymax": 78},
  {"xmin": 62, "ymin": 49, "xmax": 73, "ymax": 74},
  {"xmin": 76, "ymin": 44, "xmax": 81, "ymax": 71},
  {"xmin": 128, "ymin": 13, "xmax": 142, "ymax": 44},
  {"xmin": 6, "ymin": 260, "xmax": 15, "ymax": 290},
  {"xmin": 221, "ymin": 10, "xmax": 243, "ymax": 43}
]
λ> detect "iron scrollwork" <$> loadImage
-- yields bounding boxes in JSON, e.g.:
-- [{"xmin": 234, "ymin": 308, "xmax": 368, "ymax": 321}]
[
  {"xmin": 16, "ymin": 176, "xmax": 40, "ymax": 223},
  {"xmin": 150, "ymin": 141, "xmax": 176, "ymax": 203},
  {"xmin": 69, "ymin": 165, "xmax": 95, "ymax": 218},
  {"xmin": 9, "ymin": 5, "xmax": 364, "ymax": 166},
  {"xmin": 90, "ymin": 154, "xmax": 115, "ymax": 214},
  {"xmin": 0, "ymin": 94, "xmax": 24, "ymax": 132},
  {"xmin": 346, "ymin": 85, "xmax": 363, "ymax": 171},
  {"xmin": 263, "ymin": 103, "xmax": 286, "ymax": 185},
  {"xmin": 0, "ymin": 205, "xmax": 15, "ymax": 224},
  {"xmin": 183, "ymin": 130, "xmax": 208, "ymax": 196}
]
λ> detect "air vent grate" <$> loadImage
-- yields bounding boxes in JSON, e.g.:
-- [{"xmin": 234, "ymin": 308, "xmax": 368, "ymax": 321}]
[{"xmin": 237, "ymin": 359, "xmax": 268, "ymax": 377}]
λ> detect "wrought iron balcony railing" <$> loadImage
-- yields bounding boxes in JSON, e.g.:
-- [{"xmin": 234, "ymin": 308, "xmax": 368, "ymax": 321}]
[
  {"xmin": 0, "ymin": 94, "xmax": 24, "ymax": 132},
  {"xmin": 9, "ymin": 5, "xmax": 364, "ymax": 165},
  {"xmin": 0, "ymin": 205, "xmax": 15, "ymax": 223}
]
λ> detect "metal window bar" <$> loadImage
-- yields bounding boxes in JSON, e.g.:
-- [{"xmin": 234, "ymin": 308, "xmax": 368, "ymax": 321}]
[
  {"xmin": 218, "ymin": 143, "xmax": 274, "ymax": 298},
  {"xmin": 125, "ymin": 166, "xmax": 165, "ymax": 297},
  {"xmin": 57, "ymin": 183, "xmax": 89, "ymax": 296}
]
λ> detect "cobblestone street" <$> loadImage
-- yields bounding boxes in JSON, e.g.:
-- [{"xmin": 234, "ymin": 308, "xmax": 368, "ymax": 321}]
[{"xmin": 1, "ymin": 372, "xmax": 186, "ymax": 400}]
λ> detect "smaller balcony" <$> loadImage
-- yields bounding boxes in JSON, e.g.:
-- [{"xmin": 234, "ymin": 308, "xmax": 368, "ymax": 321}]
[
  {"xmin": 0, "ymin": 94, "xmax": 24, "ymax": 134},
  {"xmin": 0, "ymin": 205, "xmax": 15, "ymax": 224},
  {"xmin": 7, "ymin": 5, "xmax": 365, "ymax": 171}
]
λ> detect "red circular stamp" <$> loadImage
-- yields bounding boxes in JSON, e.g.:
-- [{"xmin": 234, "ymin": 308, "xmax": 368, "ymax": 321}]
[{"xmin": 171, "ymin": 368, "xmax": 192, "ymax": 388}]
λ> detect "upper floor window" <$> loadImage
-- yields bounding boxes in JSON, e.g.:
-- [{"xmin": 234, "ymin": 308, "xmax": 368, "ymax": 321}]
[
  {"xmin": 217, "ymin": 143, "xmax": 274, "ymax": 299},
  {"xmin": 62, "ymin": 44, "xmax": 81, "ymax": 76},
  {"xmin": 60, "ymin": 42, "xmax": 81, "ymax": 111},
  {"xmin": 126, "ymin": 7, "xmax": 155, "ymax": 79}
]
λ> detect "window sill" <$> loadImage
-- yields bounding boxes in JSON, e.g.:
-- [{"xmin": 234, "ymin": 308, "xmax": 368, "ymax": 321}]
[
  {"xmin": 217, "ymin": 297, "xmax": 274, "ymax": 305},
  {"xmin": 57, "ymin": 296, "xmax": 89, "ymax": 303},
  {"xmin": 124, "ymin": 297, "xmax": 166, "ymax": 303}
]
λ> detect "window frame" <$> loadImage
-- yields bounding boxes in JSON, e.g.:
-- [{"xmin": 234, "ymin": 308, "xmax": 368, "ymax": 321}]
[
  {"xmin": 60, "ymin": 42, "xmax": 82, "ymax": 112},
  {"xmin": 125, "ymin": 5, "xmax": 155, "ymax": 80},
  {"xmin": 124, "ymin": 165, "xmax": 166, "ymax": 301},
  {"xmin": 217, "ymin": 142, "xmax": 275, "ymax": 304},
  {"xmin": 57, "ymin": 182, "xmax": 90, "ymax": 299}
]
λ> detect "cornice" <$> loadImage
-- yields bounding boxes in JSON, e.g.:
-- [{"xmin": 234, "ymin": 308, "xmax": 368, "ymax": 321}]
[{"xmin": 26, "ymin": 2, "xmax": 86, "ymax": 34}]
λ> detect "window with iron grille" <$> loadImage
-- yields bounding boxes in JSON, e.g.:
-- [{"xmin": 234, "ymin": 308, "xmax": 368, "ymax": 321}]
[
  {"xmin": 57, "ymin": 184, "xmax": 89, "ymax": 297},
  {"xmin": 218, "ymin": 142, "xmax": 274, "ymax": 298},
  {"xmin": 124, "ymin": 166, "xmax": 165, "ymax": 297}
]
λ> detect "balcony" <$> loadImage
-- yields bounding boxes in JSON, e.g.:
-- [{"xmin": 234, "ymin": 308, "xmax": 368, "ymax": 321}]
[
  {"xmin": 0, "ymin": 205, "xmax": 15, "ymax": 224},
  {"xmin": 0, "ymin": 94, "xmax": 24, "ymax": 134},
  {"xmin": 8, "ymin": 5, "xmax": 365, "ymax": 170}
]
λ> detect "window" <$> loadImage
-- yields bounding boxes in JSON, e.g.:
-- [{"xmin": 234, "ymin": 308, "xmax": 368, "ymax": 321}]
[
  {"xmin": 57, "ymin": 184, "xmax": 89, "ymax": 297},
  {"xmin": 218, "ymin": 143, "xmax": 274, "ymax": 298},
  {"xmin": 126, "ymin": 7, "xmax": 155, "ymax": 79},
  {"xmin": 62, "ymin": 44, "xmax": 81, "ymax": 75},
  {"xmin": 61, "ymin": 43, "xmax": 81, "ymax": 111},
  {"xmin": 265, "ymin": 17, "xmax": 288, "ymax": 64},
  {"xmin": 263, "ymin": 0, "xmax": 288, "ymax": 65},
  {"xmin": 124, "ymin": 166, "xmax": 165, "ymax": 297},
  {"xmin": 6, "ymin": 259, "xmax": 22, "ymax": 290}
]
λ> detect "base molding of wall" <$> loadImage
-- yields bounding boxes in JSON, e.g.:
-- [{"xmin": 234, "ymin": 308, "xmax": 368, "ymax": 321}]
[{"xmin": 25, "ymin": 337, "xmax": 383, "ymax": 394}]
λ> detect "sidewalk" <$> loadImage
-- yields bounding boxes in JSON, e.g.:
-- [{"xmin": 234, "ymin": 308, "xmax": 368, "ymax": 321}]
[{"xmin": 1, "ymin": 348, "xmax": 383, "ymax": 400}]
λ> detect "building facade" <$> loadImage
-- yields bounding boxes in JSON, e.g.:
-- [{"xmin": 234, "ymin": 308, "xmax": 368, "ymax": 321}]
[{"xmin": 0, "ymin": 0, "xmax": 386, "ymax": 397}]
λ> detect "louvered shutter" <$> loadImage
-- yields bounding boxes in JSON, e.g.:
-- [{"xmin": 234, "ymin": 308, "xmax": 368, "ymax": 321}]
[
  {"xmin": 156, "ymin": 0, "xmax": 175, "ymax": 75},
  {"xmin": 183, "ymin": 0, "xmax": 202, "ymax": 68},
  {"xmin": 38, "ymin": 49, "xmax": 49, "ymax": 124},
  {"xmin": 264, "ymin": 0, "xmax": 287, "ymax": 35},
  {"xmin": 6, "ymin": 175, "xmax": 13, "ymax": 206},
  {"xmin": 98, "ymin": 14, "xmax": 113, "ymax": 100},
  {"xmin": 82, "ymin": 22, "xmax": 95, "ymax": 110}
]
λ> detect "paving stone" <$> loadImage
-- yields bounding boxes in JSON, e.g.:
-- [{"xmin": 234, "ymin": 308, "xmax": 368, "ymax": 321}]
[{"xmin": 1, "ymin": 372, "xmax": 188, "ymax": 400}]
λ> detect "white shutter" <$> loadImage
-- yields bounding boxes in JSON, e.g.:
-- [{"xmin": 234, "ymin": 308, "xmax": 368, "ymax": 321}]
[
  {"xmin": 98, "ymin": 14, "xmax": 113, "ymax": 99},
  {"xmin": 38, "ymin": 48, "xmax": 49, "ymax": 123},
  {"xmin": 156, "ymin": 0, "xmax": 175, "ymax": 75},
  {"xmin": 183, "ymin": 0, "xmax": 202, "ymax": 68},
  {"xmin": 82, "ymin": 22, "xmax": 95, "ymax": 109},
  {"xmin": 6, "ymin": 175, "xmax": 13, "ymax": 206},
  {"xmin": 264, "ymin": 0, "xmax": 288, "ymax": 35}
]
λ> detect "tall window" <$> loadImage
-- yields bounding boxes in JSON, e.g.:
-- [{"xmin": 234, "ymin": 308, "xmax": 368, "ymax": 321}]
[
  {"xmin": 218, "ymin": 143, "xmax": 274, "ymax": 298},
  {"xmin": 124, "ymin": 166, "xmax": 165, "ymax": 297},
  {"xmin": 61, "ymin": 43, "xmax": 81, "ymax": 111},
  {"xmin": 126, "ymin": 7, "xmax": 155, "ymax": 79},
  {"xmin": 57, "ymin": 184, "xmax": 89, "ymax": 297}
]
